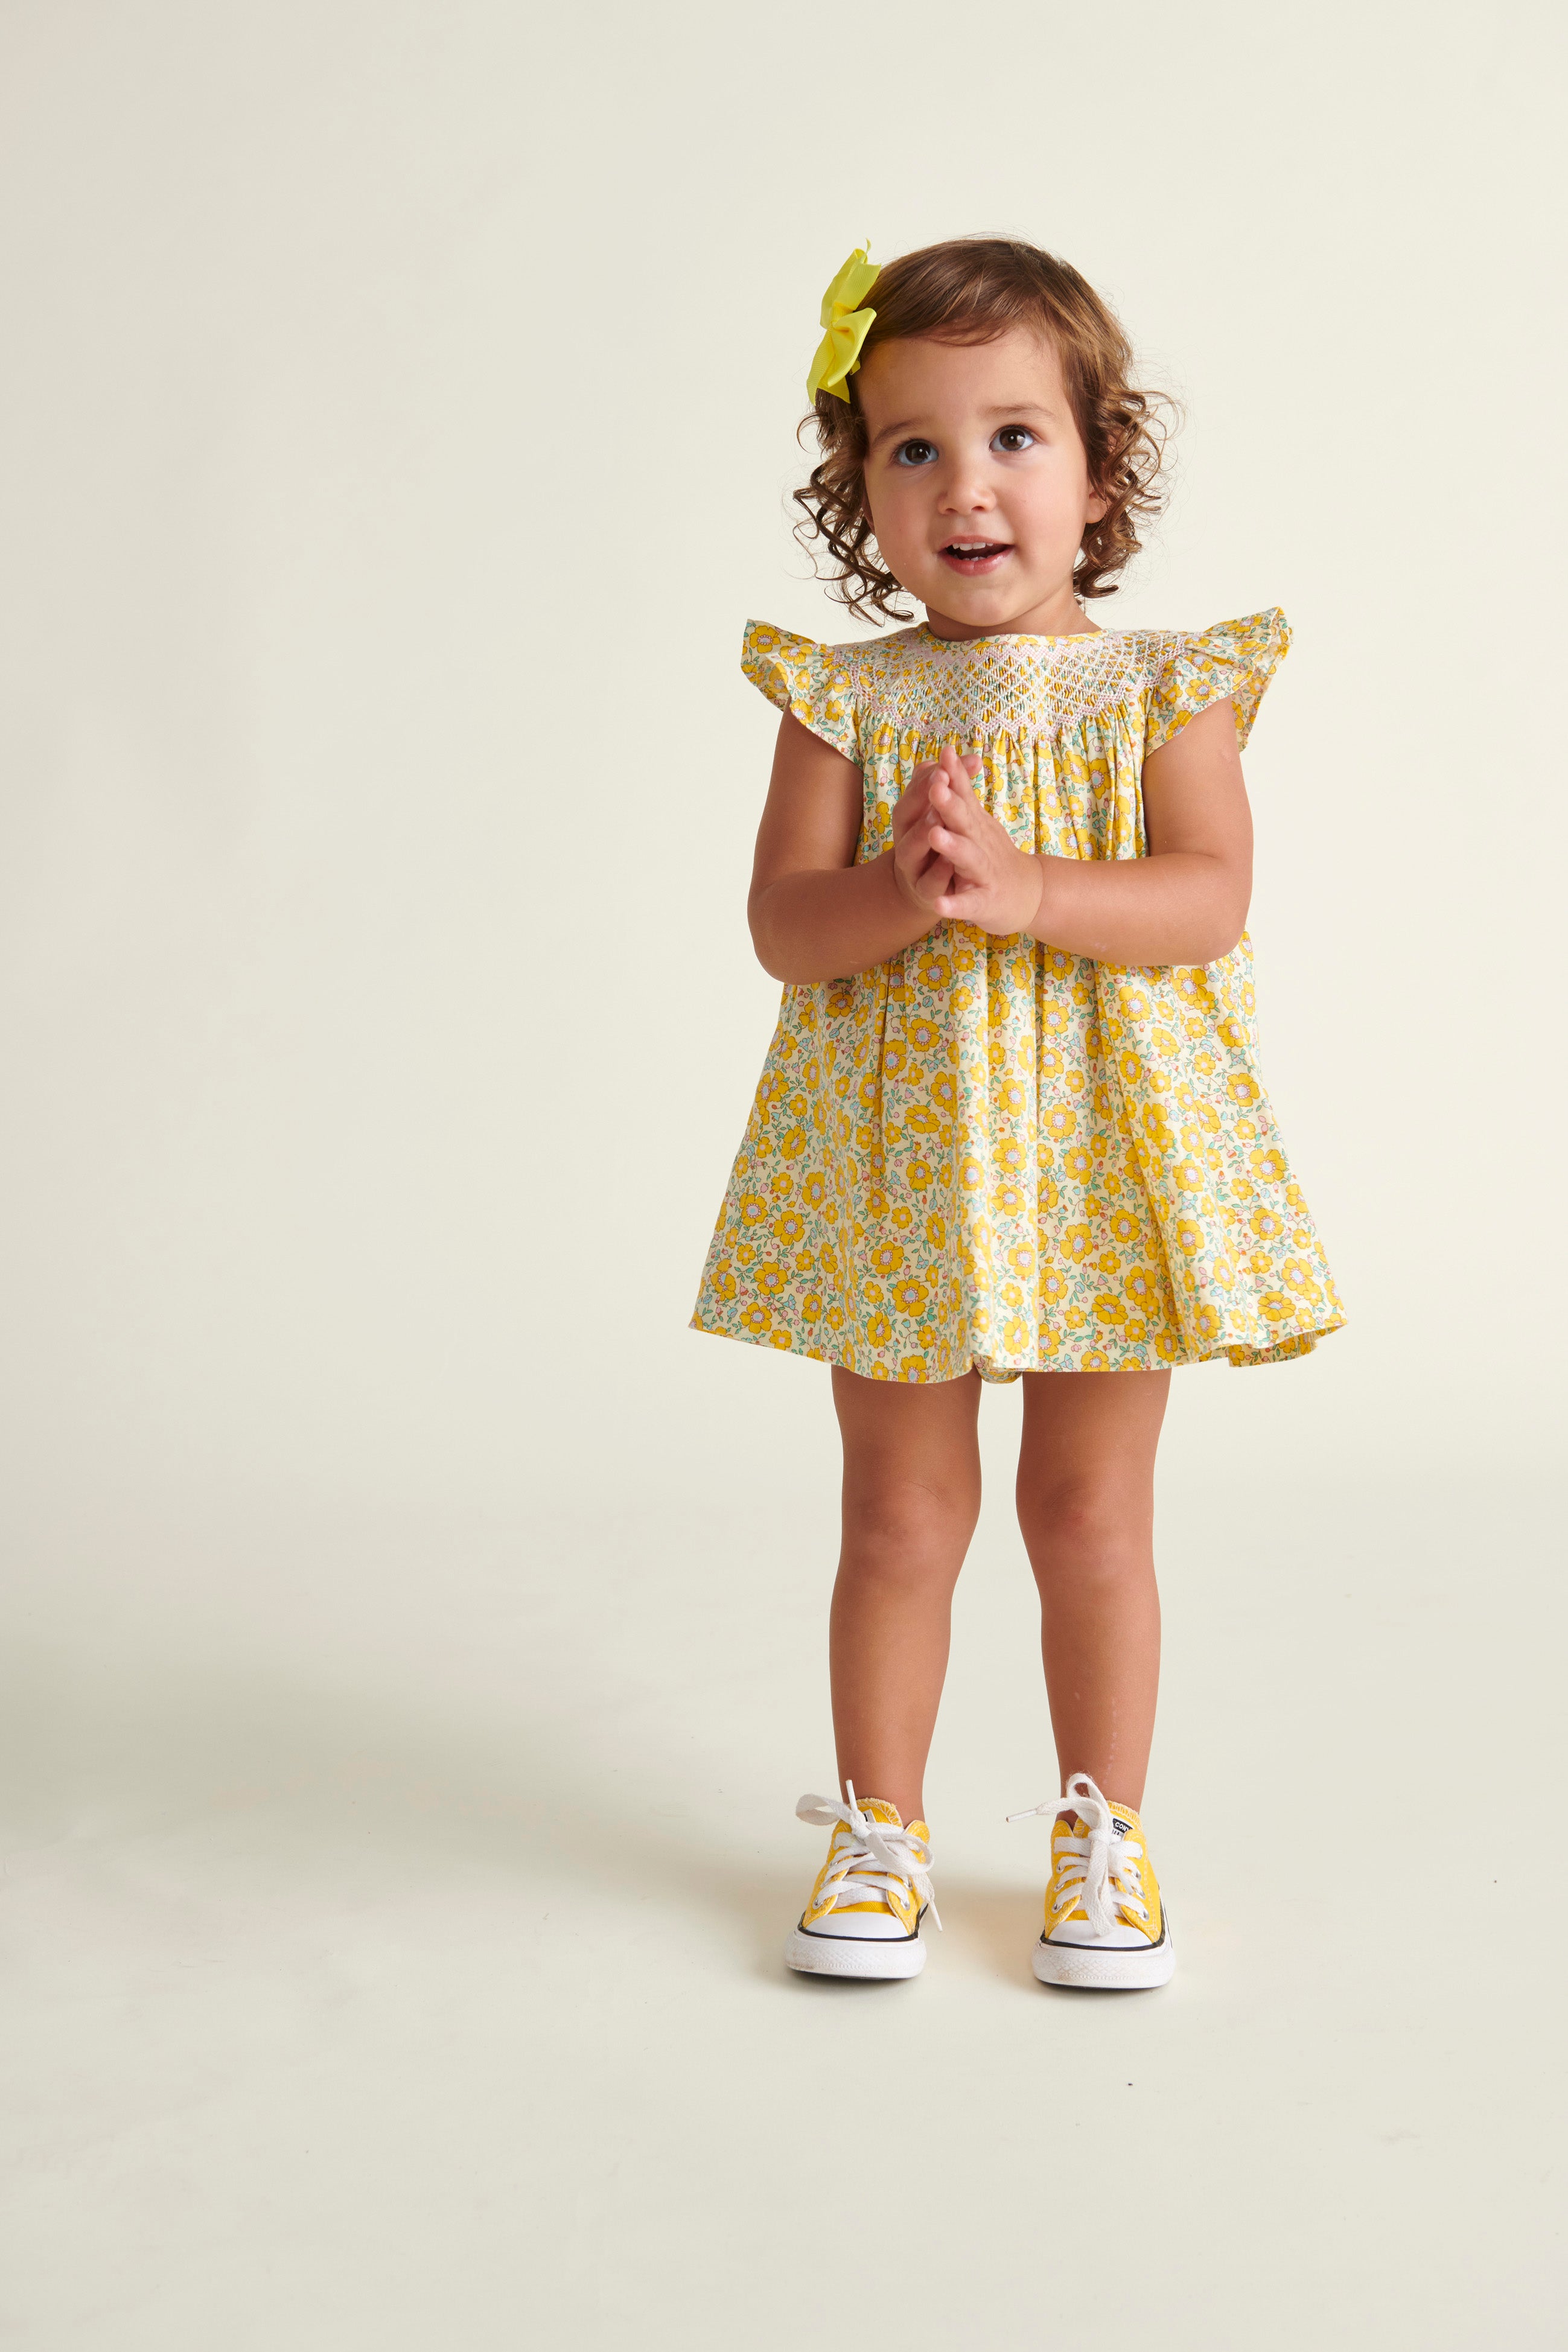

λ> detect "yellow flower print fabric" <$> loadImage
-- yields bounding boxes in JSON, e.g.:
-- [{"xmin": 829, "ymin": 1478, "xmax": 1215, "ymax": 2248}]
[{"xmin": 691, "ymin": 613, "xmax": 1344, "ymax": 1382}]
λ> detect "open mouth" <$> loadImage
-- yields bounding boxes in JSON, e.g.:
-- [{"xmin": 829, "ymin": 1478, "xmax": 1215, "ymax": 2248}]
[{"xmin": 938, "ymin": 540, "xmax": 1013, "ymax": 573}]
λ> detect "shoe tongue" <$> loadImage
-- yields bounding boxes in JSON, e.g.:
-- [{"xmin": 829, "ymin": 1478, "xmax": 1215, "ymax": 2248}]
[
  {"xmin": 1065, "ymin": 1799, "xmax": 1142, "ymax": 1838},
  {"xmin": 857, "ymin": 1796, "xmax": 905, "ymax": 1829}
]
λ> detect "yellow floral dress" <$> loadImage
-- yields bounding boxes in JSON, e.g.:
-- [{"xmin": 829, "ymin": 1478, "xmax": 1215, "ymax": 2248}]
[{"xmin": 691, "ymin": 613, "xmax": 1343, "ymax": 1382}]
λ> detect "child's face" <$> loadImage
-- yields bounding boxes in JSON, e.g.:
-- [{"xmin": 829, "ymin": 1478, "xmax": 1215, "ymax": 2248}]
[{"xmin": 855, "ymin": 327, "xmax": 1107, "ymax": 636}]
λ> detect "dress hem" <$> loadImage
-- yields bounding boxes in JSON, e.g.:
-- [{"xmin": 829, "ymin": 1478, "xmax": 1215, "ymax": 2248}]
[{"xmin": 689, "ymin": 1309, "xmax": 1346, "ymax": 1382}]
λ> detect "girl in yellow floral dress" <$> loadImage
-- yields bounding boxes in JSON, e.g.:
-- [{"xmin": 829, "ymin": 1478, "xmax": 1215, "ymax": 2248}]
[{"xmin": 692, "ymin": 237, "xmax": 1343, "ymax": 1989}]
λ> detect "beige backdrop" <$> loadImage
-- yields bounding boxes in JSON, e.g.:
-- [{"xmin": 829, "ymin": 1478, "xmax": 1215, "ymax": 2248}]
[{"xmin": 1, "ymin": 4, "xmax": 1563, "ymax": 2346}]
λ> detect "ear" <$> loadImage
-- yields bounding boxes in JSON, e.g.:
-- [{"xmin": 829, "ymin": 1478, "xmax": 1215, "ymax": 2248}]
[{"xmin": 1085, "ymin": 485, "xmax": 1111, "ymax": 526}]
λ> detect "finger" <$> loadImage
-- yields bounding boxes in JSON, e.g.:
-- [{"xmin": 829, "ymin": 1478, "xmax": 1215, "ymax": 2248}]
[
  {"xmin": 909, "ymin": 858, "xmax": 955, "ymax": 910},
  {"xmin": 929, "ymin": 827, "xmax": 987, "ymax": 878},
  {"xmin": 895, "ymin": 776, "xmax": 936, "ymax": 829},
  {"xmin": 896, "ymin": 821, "xmax": 935, "ymax": 868},
  {"xmin": 893, "ymin": 783, "xmax": 934, "ymax": 840},
  {"xmin": 929, "ymin": 775, "xmax": 980, "ymax": 832},
  {"xmin": 930, "ymin": 762, "xmax": 974, "ymax": 814}
]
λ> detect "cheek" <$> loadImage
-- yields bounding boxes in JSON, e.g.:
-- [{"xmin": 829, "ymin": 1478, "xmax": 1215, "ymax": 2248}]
[
  {"xmin": 864, "ymin": 472, "xmax": 923, "ymax": 552},
  {"xmin": 1011, "ymin": 462, "xmax": 1096, "ymax": 538}
]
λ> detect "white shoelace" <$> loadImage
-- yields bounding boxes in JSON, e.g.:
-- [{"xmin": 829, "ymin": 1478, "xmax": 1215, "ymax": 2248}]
[
  {"xmin": 1008, "ymin": 1770, "xmax": 1149, "ymax": 1937},
  {"xmin": 796, "ymin": 1783, "xmax": 942, "ymax": 1930}
]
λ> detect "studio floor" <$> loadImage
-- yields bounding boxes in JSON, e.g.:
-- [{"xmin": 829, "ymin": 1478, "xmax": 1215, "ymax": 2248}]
[{"xmin": 0, "ymin": 1453, "xmax": 1557, "ymax": 2348}]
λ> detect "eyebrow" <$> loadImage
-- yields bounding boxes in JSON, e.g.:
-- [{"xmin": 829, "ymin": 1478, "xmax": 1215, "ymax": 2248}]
[{"xmin": 866, "ymin": 400, "xmax": 1059, "ymax": 453}]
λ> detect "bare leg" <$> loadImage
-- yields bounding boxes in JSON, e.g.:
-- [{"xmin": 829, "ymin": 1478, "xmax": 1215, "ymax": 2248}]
[
  {"xmin": 1015, "ymin": 1369, "xmax": 1169, "ymax": 1810},
  {"xmin": 828, "ymin": 1366, "xmax": 983, "ymax": 1826}
]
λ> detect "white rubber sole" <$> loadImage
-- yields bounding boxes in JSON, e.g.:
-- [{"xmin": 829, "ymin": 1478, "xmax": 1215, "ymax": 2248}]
[
  {"xmin": 1031, "ymin": 1922, "xmax": 1176, "ymax": 1990},
  {"xmin": 786, "ymin": 1922, "xmax": 927, "ymax": 1979}
]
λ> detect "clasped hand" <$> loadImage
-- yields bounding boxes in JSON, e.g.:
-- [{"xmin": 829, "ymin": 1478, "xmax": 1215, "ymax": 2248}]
[{"xmin": 890, "ymin": 745, "xmax": 1044, "ymax": 937}]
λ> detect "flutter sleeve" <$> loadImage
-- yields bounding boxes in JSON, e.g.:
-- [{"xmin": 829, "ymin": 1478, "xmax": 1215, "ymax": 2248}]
[
  {"xmin": 1146, "ymin": 608, "xmax": 1292, "ymax": 754},
  {"xmin": 742, "ymin": 620, "xmax": 861, "ymax": 764}
]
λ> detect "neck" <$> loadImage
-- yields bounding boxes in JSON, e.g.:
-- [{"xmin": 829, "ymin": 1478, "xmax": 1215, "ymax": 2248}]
[{"xmin": 922, "ymin": 578, "xmax": 1097, "ymax": 642}]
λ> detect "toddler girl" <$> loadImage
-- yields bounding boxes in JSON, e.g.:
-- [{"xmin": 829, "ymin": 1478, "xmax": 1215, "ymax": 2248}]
[{"xmin": 691, "ymin": 237, "xmax": 1342, "ymax": 1988}]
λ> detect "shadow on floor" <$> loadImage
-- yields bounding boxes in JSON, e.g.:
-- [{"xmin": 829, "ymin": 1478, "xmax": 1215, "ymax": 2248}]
[{"xmin": 0, "ymin": 1643, "xmax": 1072, "ymax": 1987}]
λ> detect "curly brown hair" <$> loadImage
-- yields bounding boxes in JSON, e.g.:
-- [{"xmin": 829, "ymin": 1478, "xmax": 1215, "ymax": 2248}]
[{"xmin": 794, "ymin": 236, "xmax": 1173, "ymax": 623}]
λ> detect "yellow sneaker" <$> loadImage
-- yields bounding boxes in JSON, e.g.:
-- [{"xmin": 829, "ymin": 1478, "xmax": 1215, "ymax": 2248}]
[
  {"xmin": 1009, "ymin": 1771, "xmax": 1174, "ymax": 1990},
  {"xmin": 785, "ymin": 1786, "xmax": 939, "ymax": 1979}
]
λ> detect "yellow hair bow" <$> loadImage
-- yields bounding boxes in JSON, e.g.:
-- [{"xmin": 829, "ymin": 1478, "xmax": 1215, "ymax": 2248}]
[{"xmin": 807, "ymin": 244, "xmax": 880, "ymax": 404}]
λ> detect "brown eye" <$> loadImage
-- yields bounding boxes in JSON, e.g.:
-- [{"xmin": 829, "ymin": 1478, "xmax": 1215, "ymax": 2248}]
[
  {"xmin": 893, "ymin": 439, "xmax": 938, "ymax": 468},
  {"xmin": 994, "ymin": 427, "xmax": 1036, "ymax": 453}
]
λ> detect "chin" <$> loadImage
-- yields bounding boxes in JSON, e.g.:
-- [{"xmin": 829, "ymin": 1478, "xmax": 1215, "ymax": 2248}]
[
  {"xmin": 921, "ymin": 575, "xmax": 1011, "ymax": 611},
  {"xmin": 925, "ymin": 588, "xmax": 1033, "ymax": 629}
]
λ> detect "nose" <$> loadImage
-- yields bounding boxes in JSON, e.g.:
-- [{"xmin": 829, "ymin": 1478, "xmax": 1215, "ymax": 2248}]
[{"xmin": 935, "ymin": 453, "xmax": 996, "ymax": 518}]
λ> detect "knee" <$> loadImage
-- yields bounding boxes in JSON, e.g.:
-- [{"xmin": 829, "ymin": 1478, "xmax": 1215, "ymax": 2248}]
[
  {"xmin": 841, "ymin": 1472, "xmax": 979, "ymax": 1583},
  {"xmin": 1016, "ymin": 1476, "xmax": 1150, "ymax": 1587}
]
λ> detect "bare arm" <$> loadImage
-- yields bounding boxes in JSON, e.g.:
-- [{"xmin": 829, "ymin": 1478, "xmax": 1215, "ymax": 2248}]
[
  {"xmin": 923, "ymin": 697, "xmax": 1254, "ymax": 966},
  {"xmin": 747, "ymin": 712, "xmax": 977, "ymax": 983}
]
